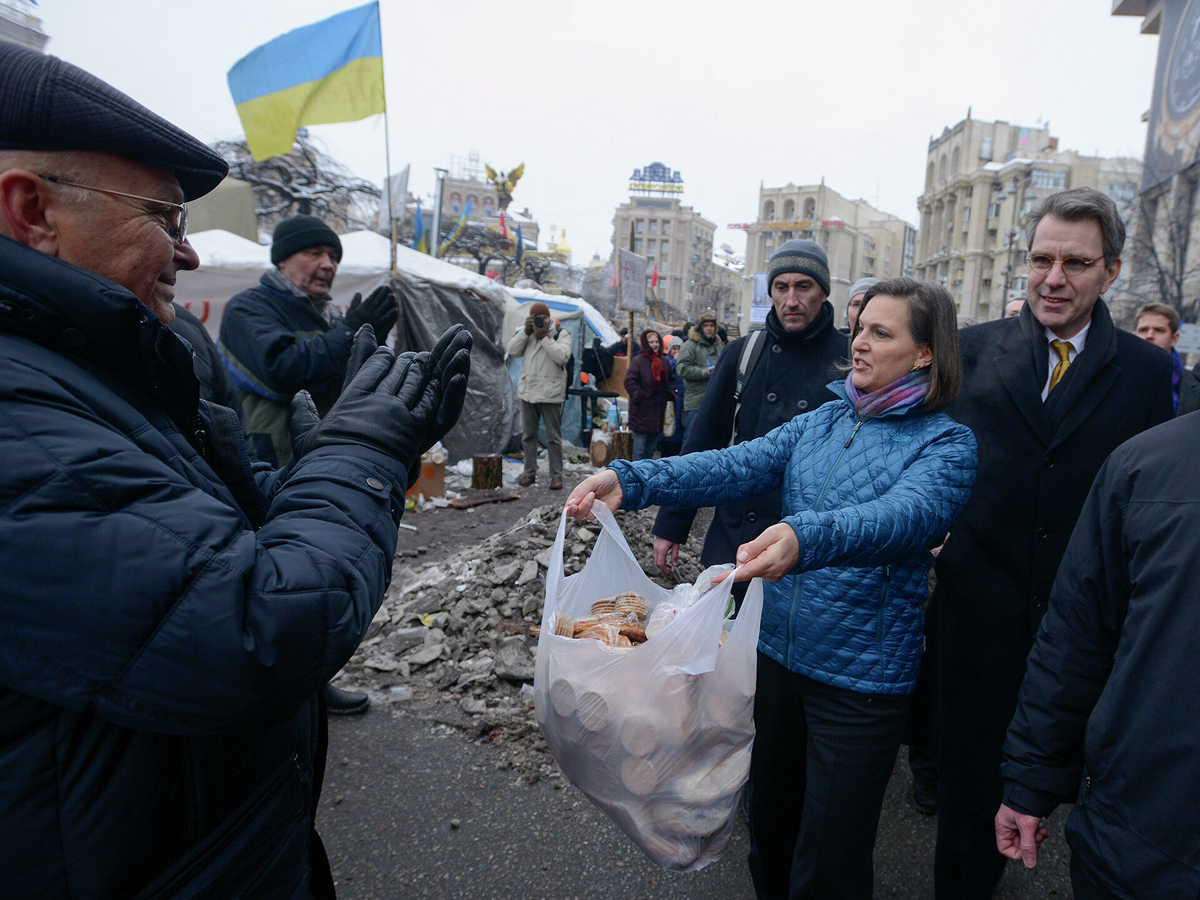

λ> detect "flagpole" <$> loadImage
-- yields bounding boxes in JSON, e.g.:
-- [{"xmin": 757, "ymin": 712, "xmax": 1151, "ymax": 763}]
[{"xmin": 375, "ymin": 1, "xmax": 396, "ymax": 271}]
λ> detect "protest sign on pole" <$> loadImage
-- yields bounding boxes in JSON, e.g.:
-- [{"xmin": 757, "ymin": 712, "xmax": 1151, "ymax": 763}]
[{"xmin": 618, "ymin": 249, "xmax": 647, "ymax": 312}]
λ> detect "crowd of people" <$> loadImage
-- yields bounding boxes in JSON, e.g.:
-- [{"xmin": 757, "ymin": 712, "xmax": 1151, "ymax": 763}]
[{"xmin": 1, "ymin": 42, "xmax": 1198, "ymax": 900}]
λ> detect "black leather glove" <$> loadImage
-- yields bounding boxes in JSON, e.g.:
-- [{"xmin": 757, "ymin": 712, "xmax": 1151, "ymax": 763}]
[
  {"xmin": 291, "ymin": 346, "xmax": 438, "ymax": 474},
  {"xmin": 291, "ymin": 324, "xmax": 378, "ymax": 460},
  {"xmin": 419, "ymin": 324, "xmax": 473, "ymax": 452},
  {"xmin": 344, "ymin": 285, "xmax": 398, "ymax": 340}
]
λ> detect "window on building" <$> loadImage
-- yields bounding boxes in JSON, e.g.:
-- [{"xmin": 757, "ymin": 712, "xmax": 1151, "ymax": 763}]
[
  {"xmin": 763, "ymin": 201, "xmax": 775, "ymax": 221},
  {"xmin": 649, "ymin": 220, "xmax": 658, "ymax": 233},
  {"xmin": 803, "ymin": 197, "xmax": 816, "ymax": 219},
  {"xmin": 636, "ymin": 219, "xmax": 645, "ymax": 234},
  {"xmin": 482, "ymin": 197, "xmax": 494, "ymax": 217},
  {"xmin": 647, "ymin": 239, "xmax": 656, "ymax": 254},
  {"xmin": 660, "ymin": 241, "xmax": 669, "ymax": 257},
  {"xmin": 980, "ymin": 138, "xmax": 993, "ymax": 161},
  {"xmin": 1106, "ymin": 182, "xmax": 1136, "ymax": 204},
  {"xmin": 963, "ymin": 206, "xmax": 971, "ymax": 223},
  {"xmin": 988, "ymin": 202, "xmax": 1001, "ymax": 219},
  {"xmin": 466, "ymin": 194, "xmax": 477, "ymax": 212},
  {"xmin": 1030, "ymin": 170, "xmax": 1066, "ymax": 190},
  {"xmin": 783, "ymin": 199, "xmax": 796, "ymax": 219},
  {"xmin": 634, "ymin": 238, "xmax": 643, "ymax": 252},
  {"xmin": 662, "ymin": 221, "xmax": 671, "ymax": 236},
  {"xmin": 450, "ymin": 193, "xmax": 461, "ymax": 215},
  {"xmin": 1021, "ymin": 196, "xmax": 1038, "ymax": 217}
]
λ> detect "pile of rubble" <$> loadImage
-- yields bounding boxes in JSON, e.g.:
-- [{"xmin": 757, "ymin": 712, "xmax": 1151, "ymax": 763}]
[{"xmin": 338, "ymin": 502, "xmax": 713, "ymax": 774}]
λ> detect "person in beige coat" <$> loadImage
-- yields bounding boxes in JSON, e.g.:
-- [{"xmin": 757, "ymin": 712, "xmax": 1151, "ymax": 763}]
[{"xmin": 506, "ymin": 301, "xmax": 573, "ymax": 489}]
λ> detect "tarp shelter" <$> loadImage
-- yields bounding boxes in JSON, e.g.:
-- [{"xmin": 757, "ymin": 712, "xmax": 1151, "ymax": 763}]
[
  {"xmin": 504, "ymin": 289, "xmax": 621, "ymax": 446},
  {"xmin": 174, "ymin": 229, "xmax": 519, "ymax": 464}
]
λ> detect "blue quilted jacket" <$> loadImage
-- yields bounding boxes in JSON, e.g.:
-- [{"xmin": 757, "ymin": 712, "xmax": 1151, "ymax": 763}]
[{"xmin": 611, "ymin": 382, "xmax": 977, "ymax": 695}]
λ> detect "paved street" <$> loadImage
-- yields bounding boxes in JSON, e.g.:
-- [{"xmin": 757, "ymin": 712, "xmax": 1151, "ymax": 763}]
[{"xmin": 317, "ymin": 697, "xmax": 1074, "ymax": 899}]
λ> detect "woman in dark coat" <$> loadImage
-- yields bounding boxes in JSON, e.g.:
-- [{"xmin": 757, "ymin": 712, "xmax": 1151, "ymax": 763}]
[{"xmin": 624, "ymin": 328, "xmax": 675, "ymax": 460}]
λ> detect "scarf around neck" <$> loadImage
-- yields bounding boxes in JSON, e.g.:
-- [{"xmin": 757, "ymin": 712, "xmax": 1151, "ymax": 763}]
[
  {"xmin": 263, "ymin": 268, "xmax": 336, "ymax": 325},
  {"xmin": 844, "ymin": 367, "xmax": 930, "ymax": 418}
]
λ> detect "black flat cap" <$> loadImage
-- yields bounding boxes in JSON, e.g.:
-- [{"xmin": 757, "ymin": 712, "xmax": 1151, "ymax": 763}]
[{"xmin": 0, "ymin": 43, "xmax": 227, "ymax": 201}]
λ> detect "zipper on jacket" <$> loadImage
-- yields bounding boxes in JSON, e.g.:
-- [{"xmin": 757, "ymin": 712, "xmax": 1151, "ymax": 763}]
[
  {"xmin": 1081, "ymin": 775, "xmax": 1092, "ymax": 803},
  {"xmin": 876, "ymin": 566, "xmax": 890, "ymax": 644},
  {"xmin": 790, "ymin": 415, "xmax": 863, "ymax": 655}
]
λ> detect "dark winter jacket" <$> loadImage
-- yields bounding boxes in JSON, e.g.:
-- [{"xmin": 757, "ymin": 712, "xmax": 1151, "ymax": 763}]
[
  {"xmin": 613, "ymin": 381, "xmax": 976, "ymax": 694},
  {"xmin": 0, "ymin": 235, "xmax": 408, "ymax": 898},
  {"xmin": 1002, "ymin": 413, "xmax": 1200, "ymax": 897},
  {"xmin": 170, "ymin": 302, "xmax": 245, "ymax": 424},
  {"xmin": 624, "ymin": 333, "xmax": 675, "ymax": 435},
  {"xmin": 933, "ymin": 300, "xmax": 1174, "ymax": 814},
  {"xmin": 653, "ymin": 304, "xmax": 849, "ymax": 567},
  {"xmin": 218, "ymin": 274, "xmax": 355, "ymax": 465}
]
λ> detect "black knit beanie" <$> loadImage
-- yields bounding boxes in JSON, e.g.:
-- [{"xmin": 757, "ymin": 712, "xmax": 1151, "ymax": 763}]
[
  {"xmin": 767, "ymin": 239, "xmax": 830, "ymax": 296},
  {"xmin": 270, "ymin": 215, "xmax": 343, "ymax": 265}
]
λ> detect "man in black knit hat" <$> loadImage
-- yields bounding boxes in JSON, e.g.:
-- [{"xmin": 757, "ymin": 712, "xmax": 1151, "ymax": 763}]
[
  {"xmin": 651, "ymin": 238, "xmax": 848, "ymax": 587},
  {"xmin": 219, "ymin": 214, "xmax": 398, "ymax": 470}
]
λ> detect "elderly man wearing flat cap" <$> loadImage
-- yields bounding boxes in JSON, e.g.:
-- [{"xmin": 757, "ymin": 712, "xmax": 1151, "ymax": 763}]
[
  {"xmin": 219, "ymin": 214, "xmax": 399, "ymax": 469},
  {"xmin": 0, "ymin": 43, "xmax": 471, "ymax": 899}
]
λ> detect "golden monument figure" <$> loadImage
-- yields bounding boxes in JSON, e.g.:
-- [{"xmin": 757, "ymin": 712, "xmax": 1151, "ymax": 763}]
[{"xmin": 485, "ymin": 163, "xmax": 524, "ymax": 210}]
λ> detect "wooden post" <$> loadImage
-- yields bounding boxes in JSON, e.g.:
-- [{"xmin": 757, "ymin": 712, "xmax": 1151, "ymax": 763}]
[
  {"xmin": 611, "ymin": 430, "xmax": 633, "ymax": 461},
  {"xmin": 471, "ymin": 455, "xmax": 503, "ymax": 490}
]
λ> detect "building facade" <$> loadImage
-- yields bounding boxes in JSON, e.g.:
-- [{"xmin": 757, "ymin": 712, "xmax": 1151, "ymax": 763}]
[
  {"xmin": 0, "ymin": 1, "xmax": 48, "ymax": 52},
  {"xmin": 1114, "ymin": 0, "xmax": 1200, "ymax": 332},
  {"xmin": 740, "ymin": 183, "xmax": 916, "ymax": 329},
  {"xmin": 913, "ymin": 115, "xmax": 1141, "ymax": 320},
  {"xmin": 612, "ymin": 163, "xmax": 725, "ymax": 321}
]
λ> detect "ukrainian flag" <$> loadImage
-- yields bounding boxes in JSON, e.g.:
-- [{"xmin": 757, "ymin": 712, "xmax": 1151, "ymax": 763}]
[{"xmin": 228, "ymin": 3, "xmax": 385, "ymax": 161}]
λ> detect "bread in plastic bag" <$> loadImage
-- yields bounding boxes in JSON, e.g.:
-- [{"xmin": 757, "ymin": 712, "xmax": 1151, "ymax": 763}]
[{"xmin": 534, "ymin": 504, "xmax": 762, "ymax": 872}]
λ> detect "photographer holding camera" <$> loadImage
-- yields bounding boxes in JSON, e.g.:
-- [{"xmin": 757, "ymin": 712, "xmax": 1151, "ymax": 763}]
[{"xmin": 506, "ymin": 301, "xmax": 573, "ymax": 489}]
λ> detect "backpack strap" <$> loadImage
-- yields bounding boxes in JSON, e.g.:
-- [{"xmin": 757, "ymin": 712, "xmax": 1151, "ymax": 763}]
[{"xmin": 729, "ymin": 329, "xmax": 767, "ymax": 447}]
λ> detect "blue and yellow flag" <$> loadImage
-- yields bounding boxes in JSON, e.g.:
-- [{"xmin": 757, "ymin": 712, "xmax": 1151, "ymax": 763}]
[
  {"xmin": 228, "ymin": 3, "xmax": 385, "ymax": 161},
  {"xmin": 438, "ymin": 198, "xmax": 474, "ymax": 257},
  {"xmin": 412, "ymin": 200, "xmax": 426, "ymax": 254}
]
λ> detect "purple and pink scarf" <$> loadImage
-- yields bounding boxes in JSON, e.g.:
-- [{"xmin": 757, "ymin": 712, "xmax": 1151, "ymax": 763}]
[{"xmin": 844, "ymin": 367, "xmax": 930, "ymax": 418}]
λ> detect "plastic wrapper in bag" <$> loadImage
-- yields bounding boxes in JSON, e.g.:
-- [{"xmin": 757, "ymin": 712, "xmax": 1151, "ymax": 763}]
[{"xmin": 534, "ymin": 505, "xmax": 763, "ymax": 872}]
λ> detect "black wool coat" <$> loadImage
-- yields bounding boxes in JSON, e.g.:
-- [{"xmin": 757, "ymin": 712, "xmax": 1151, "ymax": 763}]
[
  {"xmin": 1002, "ymin": 412, "xmax": 1200, "ymax": 896},
  {"xmin": 931, "ymin": 300, "xmax": 1173, "ymax": 814},
  {"xmin": 652, "ymin": 303, "xmax": 849, "ymax": 566}
]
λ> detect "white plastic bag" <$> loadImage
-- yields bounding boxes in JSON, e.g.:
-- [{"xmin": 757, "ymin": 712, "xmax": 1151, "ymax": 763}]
[{"xmin": 534, "ymin": 505, "xmax": 763, "ymax": 872}]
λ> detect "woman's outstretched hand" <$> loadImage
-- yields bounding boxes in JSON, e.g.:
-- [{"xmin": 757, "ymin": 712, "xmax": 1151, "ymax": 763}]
[
  {"xmin": 565, "ymin": 470, "xmax": 623, "ymax": 521},
  {"xmin": 713, "ymin": 523, "xmax": 800, "ymax": 584}
]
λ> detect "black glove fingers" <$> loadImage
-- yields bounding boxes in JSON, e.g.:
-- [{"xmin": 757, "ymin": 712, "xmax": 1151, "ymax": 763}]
[
  {"xmin": 348, "ymin": 347, "xmax": 396, "ymax": 393},
  {"xmin": 342, "ymin": 324, "xmax": 378, "ymax": 392}
]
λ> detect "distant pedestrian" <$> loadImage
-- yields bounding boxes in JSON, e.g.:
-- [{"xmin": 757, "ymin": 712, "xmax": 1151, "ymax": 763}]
[
  {"xmin": 507, "ymin": 301, "xmax": 572, "ymax": 490},
  {"xmin": 1004, "ymin": 298, "xmax": 1025, "ymax": 318},
  {"xmin": 675, "ymin": 310, "xmax": 724, "ymax": 433},
  {"xmin": 845, "ymin": 276, "xmax": 880, "ymax": 335},
  {"xmin": 624, "ymin": 328, "xmax": 675, "ymax": 460},
  {"xmin": 1133, "ymin": 301, "xmax": 1199, "ymax": 416}
]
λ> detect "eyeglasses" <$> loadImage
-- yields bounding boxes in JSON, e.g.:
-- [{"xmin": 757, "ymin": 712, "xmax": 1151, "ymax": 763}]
[
  {"xmin": 1025, "ymin": 253, "xmax": 1102, "ymax": 276},
  {"xmin": 39, "ymin": 175, "xmax": 188, "ymax": 245}
]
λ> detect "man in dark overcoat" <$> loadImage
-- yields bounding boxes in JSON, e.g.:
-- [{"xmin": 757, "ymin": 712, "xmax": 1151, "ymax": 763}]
[
  {"xmin": 930, "ymin": 187, "xmax": 1174, "ymax": 898},
  {"xmin": 650, "ymin": 239, "xmax": 848, "ymax": 588}
]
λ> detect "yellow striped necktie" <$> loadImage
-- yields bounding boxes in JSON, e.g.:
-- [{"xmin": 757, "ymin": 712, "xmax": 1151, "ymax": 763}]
[{"xmin": 1048, "ymin": 340, "xmax": 1072, "ymax": 393}]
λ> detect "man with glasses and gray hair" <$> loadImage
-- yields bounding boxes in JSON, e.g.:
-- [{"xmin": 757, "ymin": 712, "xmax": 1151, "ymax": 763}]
[
  {"xmin": 928, "ymin": 186, "xmax": 1173, "ymax": 898},
  {"xmin": 0, "ymin": 43, "xmax": 470, "ymax": 897}
]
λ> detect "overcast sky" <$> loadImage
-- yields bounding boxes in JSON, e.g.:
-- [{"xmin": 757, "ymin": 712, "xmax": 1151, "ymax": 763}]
[{"xmin": 37, "ymin": 0, "xmax": 1160, "ymax": 266}]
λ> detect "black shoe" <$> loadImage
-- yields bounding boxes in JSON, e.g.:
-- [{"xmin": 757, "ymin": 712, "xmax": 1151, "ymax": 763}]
[
  {"xmin": 325, "ymin": 683, "xmax": 370, "ymax": 715},
  {"xmin": 911, "ymin": 780, "xmax": 938, "ymax": 815}
]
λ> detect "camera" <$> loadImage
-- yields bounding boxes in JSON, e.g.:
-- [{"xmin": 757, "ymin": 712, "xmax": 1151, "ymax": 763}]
[{"xmin": 533, "ymin": 315, "xmax": 545, "ymax": 328}]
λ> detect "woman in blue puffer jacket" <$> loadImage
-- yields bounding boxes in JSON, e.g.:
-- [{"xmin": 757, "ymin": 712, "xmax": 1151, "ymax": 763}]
[{"xmin": 567, "ymin": 277, "xmax": 977, "ymax": 900}]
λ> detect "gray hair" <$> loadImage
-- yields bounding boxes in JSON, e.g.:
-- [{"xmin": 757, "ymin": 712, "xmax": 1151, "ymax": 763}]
[{"xmin": 1025, "ymin": 187, "xmax": 1125, "ymax": 263}]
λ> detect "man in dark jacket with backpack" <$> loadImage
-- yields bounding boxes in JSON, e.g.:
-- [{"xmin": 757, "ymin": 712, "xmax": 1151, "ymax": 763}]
[
  {"xmin": 651, "ymin": 240, "xmax": 848, "ymax": 583},
  {"xmin": 0, "ymin": 45, "xmax": 470, "ymax": 899}
]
